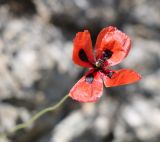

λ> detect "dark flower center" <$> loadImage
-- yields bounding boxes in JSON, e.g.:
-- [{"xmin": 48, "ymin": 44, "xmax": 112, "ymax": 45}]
[
  {"xmin": 81, "ymin": 49, "xmax": 114, "ymax": 83},
  {"xmin": 95, "ymin": 49, "xmax": 113, "ymax": 69},
  {"xmin": 95, "ymin": 59, "xmax": 104, "ymax": 68}
]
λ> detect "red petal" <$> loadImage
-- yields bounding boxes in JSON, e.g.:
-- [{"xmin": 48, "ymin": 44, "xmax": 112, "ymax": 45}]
[
  {"xmin": 69, "ymin": 70, "xmax": 103, "ymax": 102},
  {"xmin": 95, "ymin": 26, "xmax": 131, "ymax": 66},
  {"xmin": 102, "ymin": 69, "xmax": 141, "ymax": 87},
  {"xmin": 72, "ymin": 30, "xmax": 95, "ymax": 68}
]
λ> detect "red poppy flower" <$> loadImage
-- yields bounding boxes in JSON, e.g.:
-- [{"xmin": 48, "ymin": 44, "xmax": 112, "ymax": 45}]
[{"xmin": 69, "ymin": 26, "xmax": 141, "ymax": 102}]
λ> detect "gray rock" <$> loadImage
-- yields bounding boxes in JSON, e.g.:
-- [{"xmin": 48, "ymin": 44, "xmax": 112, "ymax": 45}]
[
  {"xmin": 0, "ymin": 16, "xmax": 79, "ymax": 101},
  {"xmin": 122, "ymin": 25, "xmax": 160, "ymax": 76},
  {"xmin": 50, "ymin": 95, "xmax": 120, "ymax": 142},
  {"xmin": 34, "ymin": 0, "xmax": 117, "ymax": 27},
  {"xmin": 115, "ymin": 96, "xmax": 160, "ymax": 142},
  {"xmin": 119, "ymin": 0, "xmax": 160, "ymax": 28},
  {"xmin": 0, "ymin": 103, "xmax": 30, "ymax": 136}
]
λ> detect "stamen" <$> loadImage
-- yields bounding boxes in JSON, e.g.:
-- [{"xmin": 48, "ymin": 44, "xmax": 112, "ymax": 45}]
[{"xmin": 95, "ymin": 59, "xmax": 103, "ymax": 68}]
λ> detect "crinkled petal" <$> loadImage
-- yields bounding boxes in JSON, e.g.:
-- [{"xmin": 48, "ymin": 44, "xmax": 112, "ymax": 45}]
[
  {"xmin": 72, "ymin": 30, "xmax": 95, "ymax": 68},
  {"xmin": 69, "ymin": 70, "xmax": 103, "ymax": 102},
  {"xmin": 102, "ymin": 69, "xmax": 141, "ymax": 87},
  {"xmin": 95, "ymin": 26, "xmax": 131, "ymax": 66}
]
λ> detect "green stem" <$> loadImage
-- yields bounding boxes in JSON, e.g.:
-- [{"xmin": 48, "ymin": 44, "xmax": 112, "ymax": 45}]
[{"xmin": 0, "ymin": 94, "xmax": 69, "ymax": 139}]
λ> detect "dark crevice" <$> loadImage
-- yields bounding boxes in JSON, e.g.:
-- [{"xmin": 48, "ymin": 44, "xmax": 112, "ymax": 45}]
[
  {"xmin": 0, "ymin": 0, "xmax": 8, "ymax": 5},
  {"xmin": 102, "ymin": 132, "xmax": 114, "ymax": 142},
  {"xmin": 7, "ymin": 0, "xmax": 37, "ymax": 16},
  {"xmin": 50, "ymin": 14, "xmax": 104, "ymax": 43},
  {"xmin": 2, "ymin": 97, "xmax": 36, "ymax": 110}
]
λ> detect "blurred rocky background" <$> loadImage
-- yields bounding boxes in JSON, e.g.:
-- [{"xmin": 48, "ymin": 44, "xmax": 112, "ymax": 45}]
[{"xmin": 0, "ymin": 0, "xmax": 160, "ymax": 142}]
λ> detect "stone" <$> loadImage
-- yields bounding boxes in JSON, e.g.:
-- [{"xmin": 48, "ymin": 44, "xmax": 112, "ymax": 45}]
[
  {"xmin": 115, "ymin": 96, "xmax": 160, "ymax": 142},
  {"xmin": 0, "ymin": 15, "xmax": 79, "ymax": 101},
  {"xmin": 119, "ymin": 0, "xmax": 160, "ymax": 28},
  {"xmin": 34, "ymin": 0, "xmax": 117, "ymax": 28}
]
